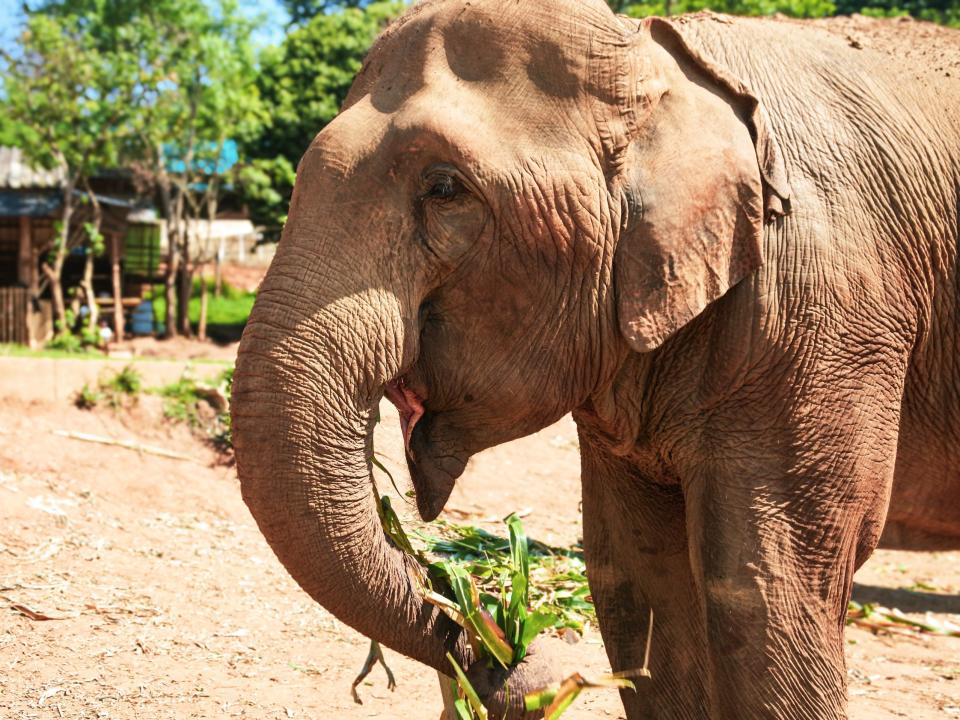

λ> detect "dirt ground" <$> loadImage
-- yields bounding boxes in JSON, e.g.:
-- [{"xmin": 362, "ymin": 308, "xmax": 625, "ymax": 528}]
[
  {"xmin": 0, "ymin": 351, "xmax": 957, "ymax": 719},
  {"xmin": 109, "ymin": 336, "xmax": 240, "ymax": 364},
  {"xmin": 801, "ymin": 13, "xmax": 960, "ymax": 77}
]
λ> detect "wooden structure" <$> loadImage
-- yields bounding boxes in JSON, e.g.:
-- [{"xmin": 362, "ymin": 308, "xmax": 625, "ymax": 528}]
[
  {"xmin": 0, "ymin": 287, "xmax": 31, "ymax": 344},
  {"xmin": 0, "ymin": 147, "xmax": 158, "ymax": 345},
  {"xmin": 0, "ymin": 149, "xmax": 62, "ymax": 345}
]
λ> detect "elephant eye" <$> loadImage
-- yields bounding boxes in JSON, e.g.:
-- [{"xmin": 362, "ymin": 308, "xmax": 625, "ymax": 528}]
[{"xmin": 424, "ymin": 174, "xmax": 461, "ymax": 201}]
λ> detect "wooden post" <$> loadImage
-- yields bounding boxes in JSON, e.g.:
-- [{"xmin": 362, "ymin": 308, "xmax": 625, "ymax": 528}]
[
  {"xmin": 17, "ymin": 216, "xmax": 31, "ymax": 286},
  {"xmin": 214, "ymin": 235, "xmax": 224, "ymax": 298},
  {"xmin": 110, "ymin": 232, "xmax": 124, "ymax": 341},
  {"xmin": 18, "ymin": 216, "xmax": 36, "ymax": 347}
]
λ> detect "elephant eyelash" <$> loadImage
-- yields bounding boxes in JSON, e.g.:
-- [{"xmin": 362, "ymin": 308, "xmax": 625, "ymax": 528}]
[{"xmin": 422, "ymin": 174, "xmax": 463, "ymax": 202}]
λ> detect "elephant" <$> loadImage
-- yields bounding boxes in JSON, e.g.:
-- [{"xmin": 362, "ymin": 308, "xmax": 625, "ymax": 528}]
[{"xmin": 230, "ymin": 1, "xmax": 960, "ymax": 718}]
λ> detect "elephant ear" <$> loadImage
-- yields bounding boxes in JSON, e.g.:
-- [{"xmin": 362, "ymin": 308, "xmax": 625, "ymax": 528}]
[{"xmin": 605, "ymin": 18, "xmax": 791, "ymax": 353}]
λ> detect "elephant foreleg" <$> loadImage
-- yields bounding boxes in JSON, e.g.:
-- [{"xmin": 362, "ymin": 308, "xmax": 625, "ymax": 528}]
[
  {"xmin": 681, "ymin": 363, "xmax": 906, "ymax": 719},
  {"xmin": 580, "ymin": 439, "xmax": 709, "ymax": 720}
]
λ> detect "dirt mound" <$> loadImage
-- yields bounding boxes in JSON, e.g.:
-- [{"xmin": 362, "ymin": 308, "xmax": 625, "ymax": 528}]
[{"xmin": 796, "ymin": 13, "xmax": 960, "ymax": 77}]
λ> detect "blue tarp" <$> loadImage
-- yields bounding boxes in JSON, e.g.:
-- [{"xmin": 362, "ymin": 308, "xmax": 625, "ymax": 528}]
[
  {"xmin": 0, "ymin": 190, "xmax": 61, "ymax": 217},
  {"xmin": 164, "ymin": 139, "xmax": 239, "ymax": 176}
]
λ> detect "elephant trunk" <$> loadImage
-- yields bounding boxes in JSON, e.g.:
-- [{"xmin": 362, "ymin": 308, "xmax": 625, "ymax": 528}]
[{"xmin": 231, "ymin": 269, "xmax": 469, "ymax": 674}]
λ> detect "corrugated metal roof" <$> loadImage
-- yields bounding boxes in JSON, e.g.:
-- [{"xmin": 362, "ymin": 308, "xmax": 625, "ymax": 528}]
[{"xmin": 0, "ymin": 147, "xmax": 66, "ymax": 189}]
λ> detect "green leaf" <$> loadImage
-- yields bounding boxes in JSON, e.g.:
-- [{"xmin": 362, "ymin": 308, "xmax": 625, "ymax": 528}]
[
  {"xmin": 504, "ymin": 513, "xmax": 534, "ymax": 655},
  {"xmin": 453, "ymin": 699, "xmax": 475, "ymax": 720},
  {"xmin": 371, "ymin": 452, "xmax": 405, "ymax": 502},
  {"xmin": 447, "ymin": 653, "xmax": 488, "ymax": 720},
  {"xmin": 520, "ymin": 610, "xmax": 559, "ymax": 652},
  {"xmin": 441, "ymin": 562, "xmax": 515, "ymax": 668},
  {"xmin": 378, "ymin": 496, "xmax": 419, "ymax": 559},
  {"xmin": 525, "ymin": 673, "xmax": 637, "ymax": 719}
]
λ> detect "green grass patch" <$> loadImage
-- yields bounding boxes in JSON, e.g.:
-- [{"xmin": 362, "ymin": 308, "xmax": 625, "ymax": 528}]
[
  {"xmin": 0, "ymin": 343, "xmax": 104, "ymax": 360},
  {"xmin": 151, "ymin": 366, "xmax": 234, "ymax": 450},
  {"xmin": 0, "ymin": 343, "xmax": 230, "ymax": 365},
  {"xmin": 73, "ymin": 365, "xmax": 145, "ymax": 410},
  {"xmin": 71, "ymin": 362, "xmax": 235, "ymax": 452},
  {"xmin": 149, "ymin": 279, "xmax": 256, "ymax": 334}
]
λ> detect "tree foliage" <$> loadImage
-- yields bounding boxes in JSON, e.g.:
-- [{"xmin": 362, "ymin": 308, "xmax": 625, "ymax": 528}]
[
  {"xmin": 1, "ymin": 8, "xmax": 145, "ymax": 332},
  {"xmin": 2, "ymin": 11, "xmax": 135, "ymax": 173},
  {"xmin": 5, "ymin": 0, "xmax": 265, "ymax": 338},
  {"xmin": 0, "ymin": 109, "xmax": 29, "ymax": 148},
  {"xmin": 240, "ymin": 1, "xmax": 401, "ymax": 231},
  {"xmin": 283, "ymin": 0, "xmax": 370, "ymax": 26}
]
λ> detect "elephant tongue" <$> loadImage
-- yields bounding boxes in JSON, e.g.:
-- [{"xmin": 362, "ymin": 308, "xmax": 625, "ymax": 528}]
[{"xmin": 384, "ymin": 379, "xmax": 424, "ymax": 455}]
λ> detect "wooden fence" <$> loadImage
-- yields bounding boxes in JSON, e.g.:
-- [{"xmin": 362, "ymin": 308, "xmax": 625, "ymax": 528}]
[{"xmin": 0, "ymin": 287, "xmax": 30, "ymax": 345}]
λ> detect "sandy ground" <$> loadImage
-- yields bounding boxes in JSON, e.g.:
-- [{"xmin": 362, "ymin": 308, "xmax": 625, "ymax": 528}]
[
  {"xmin": 0, "ymin": 353, "xmax": 957, "ymax": 719},
  {"xmin": 110, "ymin": 337, "xmax": 240, "ymax": 364}
]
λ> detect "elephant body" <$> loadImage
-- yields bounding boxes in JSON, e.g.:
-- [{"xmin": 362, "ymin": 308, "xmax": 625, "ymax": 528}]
[
  {"xmin": 577, "ymin": 14, "xmax": 960, "ymax": 718},
  {"xmin": 231, "ymin": 3, "xmax": 959, "ymax": 719},
  {"xmin": 656, "ymin": 12, "xmax": 960, "ymax": 546}
]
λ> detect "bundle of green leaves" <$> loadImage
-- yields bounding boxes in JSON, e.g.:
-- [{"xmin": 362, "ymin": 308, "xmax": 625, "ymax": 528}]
[
  {"xmin": 423, "ymin": 514, "xmax": 558, "ymax": 669},
  {"xmin": 375, "ymin": 497, "xmax": 640, "ymax": 720}
]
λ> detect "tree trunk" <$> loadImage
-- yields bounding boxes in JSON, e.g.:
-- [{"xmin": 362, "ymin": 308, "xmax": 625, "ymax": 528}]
[
  {"xmin": 175, "ymin": 187, "xmax": 192, "ymax": 337},
  {"xmin": 197, "ymin": 264, "xmax": 209, "ymax": 342},
  {"xmin": 111, "ymin": 233, "xmax": 123, "ymax": 341},
  {"xmin": 80, "ymin": 179, "xmax": 102, "ymax": 333},
  {"xmin": 164, "ymin": 253, "xmax": 179, "ymax": 339},
  {"xmin": 198, "ymin": 194, "xmax": 218, "ymax": 340},
  {"xmin": 178, "ymin": 251, "xmax": 193, "ymax": 337},
  {"xmin": 46, "ymin": 179, "xmax": 75, "ymax": 336},
  {"xmin": 160, "ymin": 175, "xmax": 179, "ymax": 339},
  {"xmin": 214, "ymin": 236, "xmax": 224, "ymax": 298},
  {"xmin": 80, "ymin": 246, "xmax": 98, "ymax": 331}
]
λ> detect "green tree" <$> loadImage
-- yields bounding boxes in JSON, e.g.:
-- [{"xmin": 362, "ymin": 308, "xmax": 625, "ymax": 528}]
[
  {"xmin": 0, "ymin": 110, "xmax": 29, "ymax": 147},
  {"xmin": 129, "ymin": 0, "xmax": 265, "ymax": 337},
  {"xmin": 1, "ymin": 11, "xmax": 139, "ymax": 335},
  {"xmin": 240, "ymin": 1, "xmax": 400, "ymax": 233},
  {"xmin": 33, "ymin": 0, "xmax": 265, "ymax": 338},
  {"xmin": 841, "ymin": 0, "xmax": 960, "ymax": 26},
  {"xmin": 611, "ymin": 0, "xmax": 958, "ymax": 19},
  {"xmin": 283, "ymin": 0, "xmax": 368, "ymax": 26}
]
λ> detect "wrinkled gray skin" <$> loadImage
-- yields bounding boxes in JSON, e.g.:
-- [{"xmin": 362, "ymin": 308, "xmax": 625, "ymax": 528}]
[{"xmin": 231, "ymin": 1, "xmax": 960, "ymax": 718}]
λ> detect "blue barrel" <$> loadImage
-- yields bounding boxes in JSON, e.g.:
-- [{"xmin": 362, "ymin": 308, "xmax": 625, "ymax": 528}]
[{"xmin": 128, "ymin": 300, "xmax": 155, "ymax": 336}]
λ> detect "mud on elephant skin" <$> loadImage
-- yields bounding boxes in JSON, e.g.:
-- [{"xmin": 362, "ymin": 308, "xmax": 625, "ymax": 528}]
[{"xmin": 231, "ymin": 0, "xmax": 960, "ymax": 718}]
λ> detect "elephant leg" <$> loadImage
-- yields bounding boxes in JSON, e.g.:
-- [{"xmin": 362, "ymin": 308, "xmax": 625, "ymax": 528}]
[
  {"xmin": 580, "ymin": 438, "xmax": 709, "ymax": 720},
  {"xmin": 682, "ymin": 368, "xmax": 906, "ymax": 719}
]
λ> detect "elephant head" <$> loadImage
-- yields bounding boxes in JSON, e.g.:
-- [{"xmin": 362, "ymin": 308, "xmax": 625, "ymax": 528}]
[{"xmin": 231, "ymin": 0, "xmax": 789, "ymax": 708}]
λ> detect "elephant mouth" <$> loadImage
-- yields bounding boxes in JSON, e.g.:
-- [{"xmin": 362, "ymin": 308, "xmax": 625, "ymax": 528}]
[
  {"xmin": 384, "ymin": 377, "xmax": 465, "ymax": 521},
  {"xmin": 384, "ymin": 378, "xmax": 425, "ymax": 455}
]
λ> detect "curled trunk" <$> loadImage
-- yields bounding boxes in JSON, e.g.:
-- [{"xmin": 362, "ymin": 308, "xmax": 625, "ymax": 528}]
[{"xmin": 231, "ymin": 278, "xmax": 470, "ymax": 674}]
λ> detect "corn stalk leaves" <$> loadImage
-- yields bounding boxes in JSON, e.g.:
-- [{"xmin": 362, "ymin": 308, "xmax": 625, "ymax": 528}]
[
  {"xmin": 524, "ymin": 673, "xmax": 637, "ymax": 719},
  {"xmin": 439, "ymin": 561, "xmax": 515, "ymax": 668},
  {"xmin": 415, "ymin": 521, "xmax": 592, "ymax": 634},
  {"xmin": 520, "ymin": 609, "xmax": 560, "ymax": 652},
  {"xmin": 453, "ymin": 699, "xmax": 476, "ymax": 720},
  {"xmin": 377, "ymin": 494, "xmax": 424, "ymax": 561},
  {"xmin": 447, "ymin": 652, "xmax": 489, "ymax": 720},
  {"xmin": 505, "ymin": 512, "xmax": 529, "ymax": 654},
  {"xmin": 423, "ymin": 588, "xmax": 469, "ymax": 627},
  {"xmin": 848, "ymin": 600, "xmax": 960, "ymax": 637}
]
